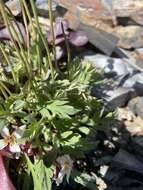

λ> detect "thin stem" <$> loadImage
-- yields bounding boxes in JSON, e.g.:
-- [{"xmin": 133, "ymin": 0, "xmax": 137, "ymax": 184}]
[
  {"xmin": 0, "ymin": 2, "xmax": 30, "ymax": 77},
  {"xmin": 0, "ymin": 43, "xmax": 17, "ymax": 83},
  {"xmin": 20, "ymin": 0, "xmax": 43, "ymax": 74},
  {"xmin": 48, "ymin": 0, "xmax": 59, "ymax": 73},
  {"xmin": 0, "ymin": 86, "xmax": 8, "ymax": 99},
  {"xmin": 30, "ymin": 0, "xmax": 55, "ymax": 81},
  {"xmin": 61, "ymin": 23, "xmax": 71, "ymax": 74},
  {"xmin": 0, "ymin": 81, "xmax": 11, "ymax": 96}
]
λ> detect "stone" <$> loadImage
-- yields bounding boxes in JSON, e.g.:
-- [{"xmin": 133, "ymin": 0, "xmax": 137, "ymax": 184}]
[
  {"xmin": 112, "ymin": 149, "xmax": 143, "ymax": 175},
  {"xmin": 131, "ymin": 11, "xmax": 143, "ymax": 25},
  {"xmin": 105, "ymin": 87, "xmax": 136, "ymax": 110},
  {"xmin": 132, "ymin": 48, "xmax": 143, "ymax": 71},
  {"xmin": 113, "ymin": 26, "xmax": 143, "ymax": 49},
  {"xmin": 117, "ymin": 107, "xmax": 135, "ymax": 121},
  {"xmin": 132, "ymin": 136, "xmax": 143, "ymax": 156},
  {"xmin": 82, "ymin": 52, "xmax": 130, "ymax": 77},
  {"xmin": 59, "ymin": 0, "xmax": 143, "ymax": 21},
  {"xmin": 36, "ymin": 0, "xmax": 58, "ymax": 16},
  {"xmin": 124, "ymin": 116, "xmax": 143, "ymax": 136},
  {"xmin": 59, "ymin": 0, "xmax": 119, "ymax": 55},
  {"xmin": 0, "ymin": 21, "xmax": 27, "ymax": 44},
  {"xmin": 78, "ymin": 23, "xmax": 119, "ymax": 55},
  {"xmin": 128, "ymin": 97, "xmax": 143, "ymax": 119},
  {"xmin": 6, "ymin": 0, "xmax": 21, "ymax": 16},
  {"xmin": 59, "ymin": 0, "xmax": 143, "ymax": 50},
  {"xmin": 91, "ymin": 86, "xmax": 136, "ymax": 110},
  {"xmin": 135, "ymin": 48, "xmax": 143, "ymax": 60},
  {"xmin": 123, "ymin": 73, "xmax": 143, "ymax": 95}
]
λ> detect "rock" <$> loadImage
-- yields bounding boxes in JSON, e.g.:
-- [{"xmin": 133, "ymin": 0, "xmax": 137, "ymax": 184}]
[
  {"xmin": 124, "ymin": 116, "xmax": 143, "ymax": 136},
  {"xmin": 135, "ymin": 48, "xmax": 143, "ymax": 60},
  {"xmin": 128, "ymin": 97, "xmax": 143, "ymax": 119},
  {"xmin": 59, "ymin": 0, "xmax": 143, "ymax": 21},
  {"xmin": 131, "ymin": 11, "xmax": 143, "ymax": 26},
  {"xmin": 112, "ymin": 149, "xmax": 143, "ymax": 175},
  {"xmin": 59, "ymin": 0, "xmax": 143, "ymax": 50},
  {"xmin": 78, "ymin": 23, "xmax": 119, "ymax": 56},
  {"xmin": 91, "ymin": 86, "xmax": 136, "ymax": 110},
  {"xmin": 59, "ymin": 0, "xmax": 119, "ymax": 55},
  {"xmin": 0, "ymin": 21, "xmax": 27, "ymax": 44},
  {"xmin": 82, "ymin": 52, "xmax": 130, "ymax": 77},
  {"xmin": 117, "ymin": 107, "xmax": 135, "ymax": 121},
  {"xmin": 36, "ymin": 0, "xmax": 58, "ymax": 16},
  {"xmin": 132, "ymin": 136, "xmax": 143, "ymax": 156},
  {"xmin": 123, "ymin": 73, "xmax": 143, "ymax": 95},
  {"xmin": 6, "ymin": 0, "xmax": 21, "ymax": 16},
  {"xmin": 113, "ymin": 26, "xmax": 143, "ymax": 49},
  {"xmin": 105, "ymin": 87, "xmax": 136, "ymax": 110},
  {"xmin": 132, "ymin": 48, "xmax": 143, "ymax": 71}
]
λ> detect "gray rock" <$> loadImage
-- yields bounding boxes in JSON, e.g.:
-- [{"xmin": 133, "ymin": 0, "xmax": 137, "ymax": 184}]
[
  {"xmin": 112, "ymin": 149, "xmax": 143, "ymax": 175},
  {"xmin": 123, "ymin": 73, "xmax": 143, "ymax": 95},
  {"xmin": 115, "ymin": 26, "xmax": 143, "ymax": 49},
  {"xmin": 106, "ymin": 87, "xmax": 136, "ymax": 110},
  {"xmin": 82, "ymin": 52, "xmax": 130, "ymax": 78},
  {"xmin": 128, "ymin": 97, "xmax": 143, "ymax": 118},
  {"xmin": 132, "ymin": 136, "xmax": 143, "ymax": 157},
  {"xmin": 92, "ymin": 86, "xmax": 136, "ymax": 110},
  {"xmin": 135, "ymin": 48, "xmax": 143, "ymax": 56},
  {"xmin": 6, "ymin": 0, "xmax": 21, "ymax": 16},
  {"xmin": 36, "ymin": 0, "xmax": 58, "ymax": 16}
]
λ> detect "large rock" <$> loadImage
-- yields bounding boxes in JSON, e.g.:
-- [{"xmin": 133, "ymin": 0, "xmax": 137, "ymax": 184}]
[
  {"xmin": 113, "ymin": 26, "xmax": 143, "ymax": 49},
  {"xmin": 82, "ymin": 52, "xmax": 131, "ymax": 77},
  {"xmin": 112, "ymin": 149, "xmax": 143, "ymax": 175},
  {"xmin": 59, "ymin": 0, "xmax": 143, "ymax": 50},
  {"xmin": 132, "ymin": 136, "xmax": 143, "ymax": 156},
  {"xmin": 123, "ymin": 73, "xmax": 143, "ymax": 95},
  {"xmin": 59, "ymin": 0, "xmax": 143, "ymax": 22},
  {"xmin": 91, "ymin": 86, "xmax": 136, "ymax": 110},
  {"xmin": 128, "ymin": 97, "xmax": 143, "ymax": 119}
]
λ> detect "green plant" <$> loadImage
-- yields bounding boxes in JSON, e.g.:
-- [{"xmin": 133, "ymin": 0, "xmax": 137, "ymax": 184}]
[{"xmin": 0, "ymin": 1, "xmax": 113, "ymax": 189}]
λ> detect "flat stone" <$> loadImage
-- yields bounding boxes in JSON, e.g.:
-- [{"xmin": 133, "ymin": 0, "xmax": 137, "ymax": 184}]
[
  {"xmin": 105, "ymin": 87, "xmax": 136, "ymax": 110},
  {"xmin": 112, "ymin": 149, "xmax": 143, "ymax": 175},
  {"xmin": 113, "ymin": 26, "xmax": 143, "ymax": 49},
  {"xmin": 132, "ymin": 136, "xmax": 143, "ymax": 156},
  {"xmin": 128, "ymin": 97, "xmax": 143, "ymax": 119},
  {"xmin": 59, "ymin": 0, "xmax": 119, "ymax": 55},
  {"xmin": 82, "ymin": 52, "xmax": 130, "ymax": 77},
  {"xmin": 59, "ymin": 0, "xmax": 143, "ymax": 50},
  {"xmin": 59, "ymin": 0, "xmax": 143, "ymax": 21},
  {"xmin": 6, "ymin": 0, "xmax": 21, "ymax": 16},
  {"xmin": 123, "ymin": 73, "xmax": 143, "ymax": 95},
  {"xmin": 91, "ymin": 86, "xmax": 136, "ymax": 110},
  {"xmin": 78, "ymin": 22, "xmax": 119, "ymax": 56}
]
